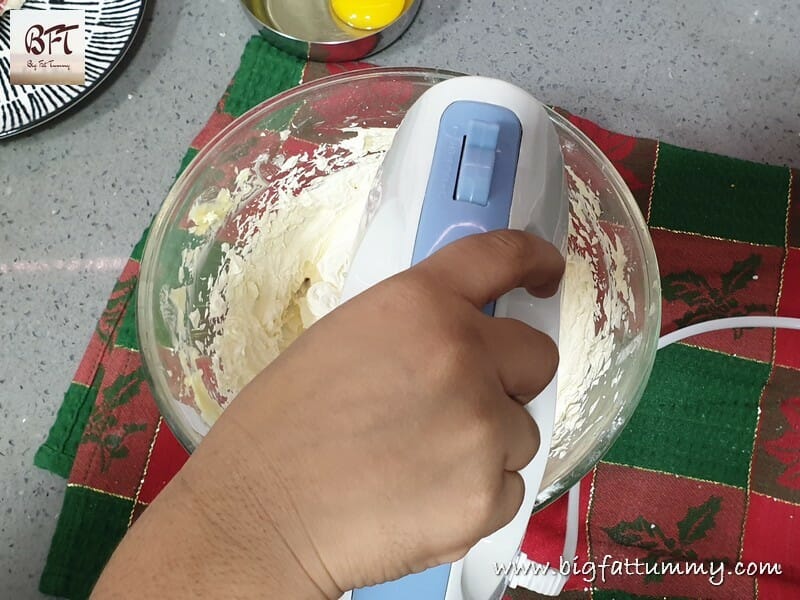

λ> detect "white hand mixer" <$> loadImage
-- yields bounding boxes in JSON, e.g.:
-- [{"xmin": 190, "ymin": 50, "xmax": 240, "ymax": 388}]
[{"xmin": 338, "ymin": 75, "xmax": 568, "ymax": 600}]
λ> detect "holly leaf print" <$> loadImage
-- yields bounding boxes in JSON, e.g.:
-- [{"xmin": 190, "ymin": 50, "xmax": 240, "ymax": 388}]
[
  {"xmin": 780, "ymin": 396, "xmax": 800, "ymax": 429},
  {"xmin": 764, "ymin": 397, "xmax": 800, "ymax": 490},
  {"xmin": 103, "ymin": 434, "xmax": 123, "ymax": 449},
  {"xmin": 777, "ymin": 465, "xmax": 800, "ymax": 489},
  {"xmin": 643, "ymin": 554, "xmax": 665, "ymax": 583},
  {"xmin": 603, "ymin": 516, "xmax": 666, "ymax": 550},
  {"xmin": 743, "ymin": 303, "xmax": 771, "ymax": 315},
  {"xmin": 721, "ymin": 254, "xmax": 762, "ymax": 296},
  {"xmin": 102, "ymin": 370, "xmax": 144, "ymax": 409},
  {"xmin": 123, "ymin": 423, "xmax": 148, "ymax": 435},
  {"xmin": 110, "ymin": 447, "xmax": 129, "ymax": 459},
  {"xmin": 80, "ymin": 368, "xmax": 148, "ymax": 472},
  {"xmin": 662, "ymin": 270, "xmax": 710, "ymax": 306},
  {"xmin": 677, "ymin": 496, "xmax": 721, "ymax": 545},
  {"xmin": 664, "ymin": 254, "xmax": 771, "ymax": 335},
  {"xmin": 674, "ymin": 304, "xmax": 716, "ymax": 328},
  {"xmin": 603, "ymin": 496, "xmax": 728, "ymax": 585},
  {"xmin": 96, "ymin": 276, "xmax": 136, "ymax": 344}
]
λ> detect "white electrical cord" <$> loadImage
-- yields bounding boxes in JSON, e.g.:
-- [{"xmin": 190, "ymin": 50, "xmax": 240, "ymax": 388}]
[
  {"xmin": 514, "ymin": 315, "xmax": 800, "ymax": 596},
  {"xmin": 658, "ymin": 316, "xmax": 800, "ymax": 349},
  {"xmin": 508, "ymin": 482, "xmax": 581, "ymax": 595}
]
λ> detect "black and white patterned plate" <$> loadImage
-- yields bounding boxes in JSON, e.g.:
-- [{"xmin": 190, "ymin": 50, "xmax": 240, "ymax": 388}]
[{"xmin": 0, "ymin": 0, "xmax": 147, "ymax": 139}]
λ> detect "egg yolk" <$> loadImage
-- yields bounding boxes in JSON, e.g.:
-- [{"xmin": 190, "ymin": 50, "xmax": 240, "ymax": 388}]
[{"xmin": 330, "ymin": 0, "xmax": 404, "ymax": 30}]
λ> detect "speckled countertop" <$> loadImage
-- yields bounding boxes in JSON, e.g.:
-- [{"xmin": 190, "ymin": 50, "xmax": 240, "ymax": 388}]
[{"xmin": 1, "ymin": 1, "xmax": 798, "ymax": 597}]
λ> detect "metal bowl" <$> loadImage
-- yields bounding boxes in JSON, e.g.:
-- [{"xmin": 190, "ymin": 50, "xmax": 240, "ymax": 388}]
[{"xmin": 240, "ymin": 0, "xmax": 422, "ymax": 62}]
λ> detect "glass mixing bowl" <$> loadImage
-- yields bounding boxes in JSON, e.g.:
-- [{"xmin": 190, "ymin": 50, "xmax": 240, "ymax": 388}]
[{"xmin": 137, "ymin": 68, "xmax": 661, "ymax": 508}]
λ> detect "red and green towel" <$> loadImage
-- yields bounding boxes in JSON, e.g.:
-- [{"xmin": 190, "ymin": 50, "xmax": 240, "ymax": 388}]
[{"xmin": 34, "ymin": 36, "xmax": 800, "ymax": 599}]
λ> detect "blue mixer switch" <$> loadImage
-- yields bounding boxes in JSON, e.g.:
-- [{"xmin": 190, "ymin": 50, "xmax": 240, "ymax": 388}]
[
  {"xmin": 410, "ymin": 100, "xmax": 523, "ymax": 265},
  {"xmin": 455, "ymin": 120, "xmax": 501, "ymax": 206}
]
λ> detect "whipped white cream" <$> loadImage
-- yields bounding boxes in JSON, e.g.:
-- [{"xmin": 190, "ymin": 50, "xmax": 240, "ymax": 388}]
[
  {"xmin": 166, "ymin": 127, "xmax": 634, "ymax": 463},
  {"xmin": 205, "ymin": 153, "xmax": 383, "ymax": 400}
]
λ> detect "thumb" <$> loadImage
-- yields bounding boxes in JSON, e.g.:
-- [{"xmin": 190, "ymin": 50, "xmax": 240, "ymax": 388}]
[{"xmin": 413, "ymin": 230, "xmax": 565, "ymax": 308}]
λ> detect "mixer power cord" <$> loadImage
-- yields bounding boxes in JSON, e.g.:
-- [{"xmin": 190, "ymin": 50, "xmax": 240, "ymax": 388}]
[
  {"xmin": 658, "ymin": 316, "xmax": 800, "ymax": 349},
  {"xmin": 511, "ymin": 315, "xmax": 800, "ymax": 597}
]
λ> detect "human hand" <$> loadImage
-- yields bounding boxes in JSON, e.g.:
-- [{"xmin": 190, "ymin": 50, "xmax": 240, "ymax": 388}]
[{"xmin": 92, "ymin": 230, "xmax": 564, "ymax": 600}]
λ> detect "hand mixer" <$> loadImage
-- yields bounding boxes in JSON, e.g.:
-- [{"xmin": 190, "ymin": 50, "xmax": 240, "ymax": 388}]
[{"xmin": 338, "ymin": 76, "xmax": 569, "ymax": 600}]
